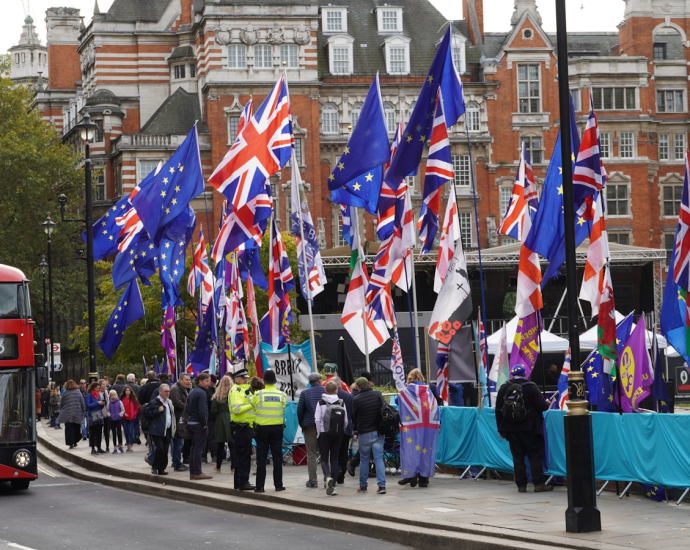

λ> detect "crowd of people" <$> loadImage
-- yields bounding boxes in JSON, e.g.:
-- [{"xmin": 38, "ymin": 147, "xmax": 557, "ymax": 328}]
[{"xmin": 45, "ymin": 361, "xmax": 548, "ymax": 495}]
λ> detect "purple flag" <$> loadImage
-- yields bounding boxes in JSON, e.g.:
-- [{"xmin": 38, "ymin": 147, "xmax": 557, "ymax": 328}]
[
  {"xmin": 398, "ymin": 384, "xmax": 440, "ymax": 480},
  {"xmin": 162, "ymin": 305, "xmax": 177, "ymax": 379},
  {"xmin": 618, "ymin": 317, "xmax": 653, "ymax": 413},
  {"xmin": 510, "ymin": 312, "xmax": 541, "ymax": 378}
]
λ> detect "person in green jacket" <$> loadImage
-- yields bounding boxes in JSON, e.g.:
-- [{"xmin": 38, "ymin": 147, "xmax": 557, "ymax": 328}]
[
  {"xmin": 229, "ymin": 363, "xmax": 256, "ymax": 491},
  {"xmin": 250, "ymin": 369, "xmax": 287, "ymax": 493},
  {"xmin": 211, "ymin": 375, "xmax": 234, "ymax": 473}
]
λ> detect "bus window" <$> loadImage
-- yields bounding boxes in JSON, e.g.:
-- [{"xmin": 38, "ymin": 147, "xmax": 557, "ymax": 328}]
[
  {"xmin": 0, "ymin": 284, "xmax": 21, "ymax": 319},
  {"xmin": 0, "ymin": 371, "xmax": 33, "ymax": 443}
]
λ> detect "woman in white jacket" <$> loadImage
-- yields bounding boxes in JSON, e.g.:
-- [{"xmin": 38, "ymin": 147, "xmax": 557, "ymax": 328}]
[{"xmin": 314, "ymin": 381, "xmax": 349, "ymax": 496}]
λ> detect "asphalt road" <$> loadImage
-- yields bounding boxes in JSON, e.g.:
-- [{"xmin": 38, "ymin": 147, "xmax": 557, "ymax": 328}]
[{"xmin": 0, "ymin": 461, "xmax": 410, "ymax": 550}]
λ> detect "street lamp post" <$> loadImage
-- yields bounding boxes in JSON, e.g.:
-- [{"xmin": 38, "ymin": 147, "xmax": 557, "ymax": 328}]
[
  {"xmin": 39, "ymin": 255, "xmax": 48, "ymax": 375},
  {"xmin": 42, "ymin": 215, "xmax": 56, "ymax": 384},
  {"xmin": 554, "ymin": 0, "xmax": 601, "ymax": 533},
  {"xmin": 75, "ymin": 113, "xmax": 98, "ymax": 376}
]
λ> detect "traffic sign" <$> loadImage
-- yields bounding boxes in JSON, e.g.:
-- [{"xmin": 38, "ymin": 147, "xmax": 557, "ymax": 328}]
[{"xmin": 44, "ymin": 338, "xmax": 50, "ymax": 345}]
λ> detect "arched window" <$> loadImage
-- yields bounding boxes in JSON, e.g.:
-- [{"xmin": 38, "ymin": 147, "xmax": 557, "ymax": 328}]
[
  {"xmin": 322, "ymin": 103, "xmax": 339, "ymax": 134},
  {"xmin": 350, "ymin": 102, "xmax": 363, "ymax": 128},
  {"xmin": 383, "ymin": 102, "xmax": 396, "ymax": 134},
  {"xmin": 465, "ymin": 102, "xmax": 480, "ymax": 132}
]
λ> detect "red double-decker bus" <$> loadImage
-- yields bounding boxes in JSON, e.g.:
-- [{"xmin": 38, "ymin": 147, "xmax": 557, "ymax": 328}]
[{"xmin": 0, "ymin": 264, "xmax": 38, "ymax": 490}]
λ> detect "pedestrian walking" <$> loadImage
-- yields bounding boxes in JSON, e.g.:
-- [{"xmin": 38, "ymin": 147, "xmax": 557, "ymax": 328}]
[
  {"xmin": 495, "ymin": 364, "xmax": 553, "ymax": 493},
  {"xmin": 99, "ymin": 379, "xmax": 111, "ymax": 452},
  {"xmin": 169, "ymin": 373, "xmax": 191, "ymax": 472},
  {"xmin": 229, "ymin": 362, "xmax": 256, "ymax": 491},
  {"xmin": 120, "ymin": 386, "xmax": 139, "ymax": 452},
  {"xmin": 145, "ymin": 384, "xmax": 175, "ymax": 476},
  {"xmin": 187, "ymin": 373, "xmax": 213, "ymax": 481},
  {"xmin": 85, "ymin": 381, "xmax": 106, "ymax": 455},
  {"xmin": 211, "ymin": 375, "xmax": 234, "ymax": 473},
  {"xmin": 347, "ymin": 371, "xmax": 374, "ymax": 478},
  {"xmin": 204, "ymin": 374, "xmax": 218, "ymax": 464},
  {"xmin": 397, "ymin": 369, "xmax": 439, "ymax": 488},
  {"xmin": 112, "ymin": 374, "xmax": 127, "ymax": 397},
  {"xmin": 106, "ymin": 390, "xmax": 125, "ymax": 454},
  {"xmin": 78, "ymin": 379, "xmax": 89, "ymax": 440},
  {"xmin": 315, "ymin": 380, "xmax": 348, "ymax": 496},
  {"xmin": 126, "ymin": 373, "xmax": 142, "ymax": 444},
  {"xmin": 50, "ymin": 388, "xmax": 61, "ymax": 429},
  {"xmin": 296, "ymin": 372, "xmax": 325, "ymax": 488},
  {"xmin": 352, "ymin": 377, "xmax": 386, "ymax": 494},
  {"xmin": 58, "ymin": 380, "xmax": 85, "ymax": 449},
  {"xmin": 333, "ymin": 376, "xmax": 354, "ymax": 484},
  {"xmin": 251, "ymin": 369, "xmax": 287, "ymax": 493}
]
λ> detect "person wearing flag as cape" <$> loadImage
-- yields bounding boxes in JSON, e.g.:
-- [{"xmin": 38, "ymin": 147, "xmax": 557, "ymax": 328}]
[{"xmin": 397, "ymin": 369, "xmax": 440, "ymax": 488}]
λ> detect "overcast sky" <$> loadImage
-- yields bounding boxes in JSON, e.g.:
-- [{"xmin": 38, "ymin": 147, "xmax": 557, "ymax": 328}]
[{"xmin": 2, "ymin": 0, "xmax": 625, "ymax": 55}]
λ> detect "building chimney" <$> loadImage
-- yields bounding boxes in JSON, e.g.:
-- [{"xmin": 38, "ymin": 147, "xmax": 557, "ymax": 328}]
[
  {"xmin": 45, "ymin": 7, "xmax": 82, "ymax": 90},
  {"xmin": 462, "ymin": 0, "xmax": 484, "ymax": 45}
]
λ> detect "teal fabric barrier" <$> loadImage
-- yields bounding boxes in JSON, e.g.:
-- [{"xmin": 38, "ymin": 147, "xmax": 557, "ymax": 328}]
[
  {"xmin": 544, "ymin": 410, "xmax": 690, "ymax": 488},
  {"xmin": 283, "ymin": 401, "xmax": 299, "ymax": 446}
]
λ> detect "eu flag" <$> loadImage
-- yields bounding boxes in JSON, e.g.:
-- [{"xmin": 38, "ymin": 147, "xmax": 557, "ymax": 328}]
[
  {"xmin": 384, "ymin": 26, "xmax": 465, "ymax": 188},
  {"xmin": 189, "ymin": 300, "xmax": 217, "ymax": 374},
  {"xmin": 111, "ymin": 235, "xmax": 157, "ymax": 291},
  {"xmin": 524, "ymin": 100, "xmax": 591, "ymax": 286},
  {"xmin": 160, "ymin": 208, "xmax": 196, "ymax": 310},
  {"xmin": 98, "ymin": 279, "xmax": 145, "ymax": 360},
  {"xmin": 131, "ymin": 126, "xmax": 204, "ymax": 244},
  {"xmin": 651, "ymin": 328, "xmax": 670, "ymax": 413},
  {"xmin": 88, "ymin": 194, "xmax": 133, "ymax": 261},
  {"xmin": 237, "ymin": 244, "xmax": 268, "ymax": 291},
  {"xmin": 328, "ymin": 74, "xmax": 389, "ymax": 214},
  {"xmin": 595, "ymin": 312, "xmax": 634, "ymax": 411}
]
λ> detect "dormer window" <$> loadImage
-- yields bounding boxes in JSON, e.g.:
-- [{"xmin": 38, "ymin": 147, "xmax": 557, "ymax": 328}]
[
  {"xmin": 450, "ymin": 33, "xmax": 467, "ymax": 74},
  {"xmin": 383, "ymin": 36, "xmax": 410, "ymax": 75},
  {"xmin": 323, "ymin": 8, "xmax": 347, "ymax": 33},
  {"xmin": 327, "ymin": 35, "xmax": 354, "ymax": 75},
  {"xmin": 377, "ymin": 7, "xmax": 403, "ymax": 33},
  {"xmin": 173, "ymin": 64, "xmax": 186, "ymax": 79}
]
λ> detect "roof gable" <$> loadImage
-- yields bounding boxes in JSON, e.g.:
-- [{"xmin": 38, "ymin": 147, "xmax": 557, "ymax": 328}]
[
  {"xmin": 141, "ymin": 88, "xmax": 208, "ymax": 135},
  {"xmin": 499, "ymin": 12, "xmax": 553, "ymax": 56},
  {"xmin": 105, "ymin": 0, "xmax": 173, "ymax": 22}
]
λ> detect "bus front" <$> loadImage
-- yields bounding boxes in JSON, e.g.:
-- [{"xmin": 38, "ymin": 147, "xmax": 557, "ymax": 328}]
[{"xmin": 0, "ymin": 264, "xmax": 38, "ymax": 490}]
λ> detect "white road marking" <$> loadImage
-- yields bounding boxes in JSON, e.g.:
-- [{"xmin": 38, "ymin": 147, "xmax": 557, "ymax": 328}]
[
  {"xmin": 30, "ymin": 483, "xmax": 79, "ymax": 488},
  {"xmin": 36, "ymin": 465, "xmax": 58, "ymax": 477},
  {"xmin": 3, "ymin": 541, "xmax": 38, "ymax": 550}
]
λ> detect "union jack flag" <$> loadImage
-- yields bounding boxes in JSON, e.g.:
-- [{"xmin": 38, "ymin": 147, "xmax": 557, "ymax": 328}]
[
  {"xmin": 209, "ymin": 75, "xmax": 292, "ymax": 211},
  {"xmin": 377, "ymin": 120, "xmax": 404, "ymax": 240},
  {"xmin": 418, "ymin": 89, "xmax": 454, "ymax": 254},
  {"xmin": 187, "ymin": 228, "xmax": 213, "ymax": 308},
  {"xmin": 398, "ymin": 384, "xmax": 440, "ymax": 479},
  {"xmin": 366, "ymin": 246, "xmax": 395, "ymax": 329},
  {"xmin": 499, "ymin": 141, "xmax": 536, "ymax": 241},
  {"xmin": 116, "ymin": 161, "xmax": 162, "ymax": 253},
  {"xmin": 234, "ymin": 99, "xmax": 253, "ymax": 142},
  {"xmin": 434, "ymin": 184, "xmax": 459, "ymax": 293},
  {"xmin": 399, "ymin": 384, "xmax": 440, "ymax": 431},
  {"xmin": 259, "ymin": 217, "xmax": 294, "ymax": 351},
  {"xmin": 573, "ymin": 97, "xmax": 607, "ymax": 220},
  {"xmin": 226, "ymin": 258, "xmax": 249, "ymax": 361},
  {"xmin": 558, "ymin": 350, "xmax": 571, "ymax": 410},
  {"xmin": 673, "ymin": 150, "xmax": 690, "ymax": 290},
  {"xmin": 436, "ymin": 342, "xmax": 450, "ymax": 402},
  {"xmin": 290, "ymin": 150, "xmax": 327, "ymax": 301}
]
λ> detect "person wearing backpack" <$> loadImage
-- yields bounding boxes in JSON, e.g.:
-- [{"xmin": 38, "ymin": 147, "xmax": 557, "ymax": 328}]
[
  {"xmin": 315, "ymin": 380, "xmax": 349, "ymax": 496},
  {"xmin": 495, "ymin": 364, "xmax": 553, "ymax": 493}
]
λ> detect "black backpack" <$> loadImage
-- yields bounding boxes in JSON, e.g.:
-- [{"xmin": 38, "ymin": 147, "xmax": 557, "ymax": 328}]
[
  {"xmin": 320, "ymin": 398, "xmax": 346, "ymax": 436},
  {"xmin": 378, "ymin": 397, "xmax": 400, "ymax": 438},
  {"xmin": 501, "ymin": 382, "xmax": 532, "ymax": 423}
]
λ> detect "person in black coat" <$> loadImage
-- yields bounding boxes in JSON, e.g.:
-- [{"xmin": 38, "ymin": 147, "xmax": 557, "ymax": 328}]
[
  {"xmin": 495, "ymin": 364, "xmax": 553, "ymax": 493},
  {"xmin": 334, "ymin": 377, "xmax": 354, "ymax": 484}
]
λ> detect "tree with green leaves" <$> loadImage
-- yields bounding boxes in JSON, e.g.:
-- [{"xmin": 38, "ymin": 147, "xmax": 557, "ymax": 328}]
[{"xmin": 0, "ymin": 56, "xmax": 86, "ymax": 348}]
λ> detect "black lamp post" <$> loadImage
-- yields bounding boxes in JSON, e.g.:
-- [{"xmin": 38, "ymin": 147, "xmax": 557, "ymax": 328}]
[
  {"xmin": 554, "ymin": 0, "xmax": 601, "ymax": 533},
  {"xmin": 41, "ymin": 215, "xmax": 56, "ymax": 382},
  {"xmin": 39, "ymin": 255, "xmax": 48, "ymax": 372},
  {"xmin": 74, "ymin": 112, "xmax": 98, "ymax": 376}
]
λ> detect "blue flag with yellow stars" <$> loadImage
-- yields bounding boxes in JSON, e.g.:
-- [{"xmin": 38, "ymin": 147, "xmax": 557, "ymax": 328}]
[
  {"xmin": 131, "ymin": 126, "xmax": 204, "ymax": 244},
  {"xmin": 660, "ymin": 252, "xmax": 690, "ymax": 365},
  {"xmin": 651, "ymin": 329, "xmax": 670, "ymax": 413},
  {"xmin": 189, "ymin": 299, "xmax": 217, "ymax": 375},
  {"xmin": 237, "ymin": 245, "xmax": 268, "ymax": 291},
  {"xmin": 111, "ymin": 235, "xmax": 158, "ymax": 291},
  {"xmin": 524, "ymin": 97, "xmax": 592, "ymax": 286},
  {"xmin": 98, "ymin": 279, "xmax": 145, "ymax": 360},
  {"xmin": 328, "ymin": 74, "xmax": 389, "ymax": 214},
  {"xmin": 384, "ymin": 26, "xmax": 465, "ymax": 189},
  {"xmin": 160, "ymin": 208, "xmax": 196, "ymax": 310},
  {"xmin": 88, "ymin": 194, "xmax": 134, "ymax": 261}
]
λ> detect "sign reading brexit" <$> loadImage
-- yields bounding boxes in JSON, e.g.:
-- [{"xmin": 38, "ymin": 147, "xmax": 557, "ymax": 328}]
[{"xmin": 260, "ymin": 340, "xmax": 314, "ymax": 400}]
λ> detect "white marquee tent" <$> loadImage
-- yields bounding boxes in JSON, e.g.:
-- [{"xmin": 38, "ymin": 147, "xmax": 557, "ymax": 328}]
[
  {"xmin": 579, "ymin": 310, "xmax": 668, "ymax": 351},
  {"xmin": 487, "ymin": 315, "xmax": 569, "ymax": 355}
]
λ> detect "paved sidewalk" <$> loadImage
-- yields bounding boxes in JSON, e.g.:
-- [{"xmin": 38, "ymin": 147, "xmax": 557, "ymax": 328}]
[{"xmin": 39, "ymin": 421, "xmax": 689, "ymax": 549}]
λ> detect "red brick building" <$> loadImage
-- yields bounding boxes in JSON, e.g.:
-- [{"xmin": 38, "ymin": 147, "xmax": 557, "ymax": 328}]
[{"xmin": 18, "ymin": 0, "xmax": 685, "ymax": 323}]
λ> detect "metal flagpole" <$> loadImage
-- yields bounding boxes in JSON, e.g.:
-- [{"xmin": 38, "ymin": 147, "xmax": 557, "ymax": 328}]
[
  {"xmin": 353, "ymin": 208, "xmax": 371, "ymax": 372},
  {"xmin": 402, "ymin": 259, "xmax": 419, "ymax": 369},
  {"xmin": 294, "ymin": 160, "xmax": 319, "ymax": 371}
]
